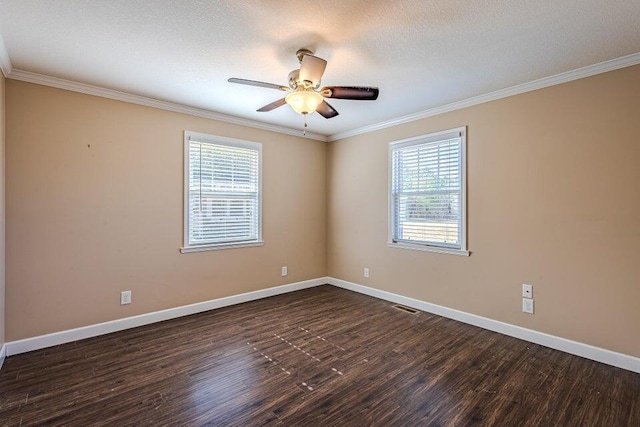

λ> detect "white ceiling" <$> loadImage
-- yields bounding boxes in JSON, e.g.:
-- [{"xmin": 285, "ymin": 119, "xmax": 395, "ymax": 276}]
[{"xmin": 0, "ymin": 1, "xmax": 639, "ymax": 138}]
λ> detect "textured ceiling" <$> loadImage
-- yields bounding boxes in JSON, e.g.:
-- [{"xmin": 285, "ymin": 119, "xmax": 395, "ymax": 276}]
[{"xmin": 0, "ymin": 0, "xmax": 639, "ymax": 137}]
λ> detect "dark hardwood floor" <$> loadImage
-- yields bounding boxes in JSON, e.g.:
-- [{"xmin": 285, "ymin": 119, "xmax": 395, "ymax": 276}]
[{"xmin": 0, "ymin": 285, "xmax": 638, "ymax": 426}]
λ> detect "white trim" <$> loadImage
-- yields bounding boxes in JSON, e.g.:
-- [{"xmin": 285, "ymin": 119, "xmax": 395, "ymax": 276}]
[
  {"xmin": 183, "ymin": 131, "xmax": 190, "ymax": 249},
  {"xmin": 327, "ymin": 277, "xmax": 640, "ymax": 374},
  {"xmin": 328, "ymin": 52, "xmax": 640, "ymax": 141},
  {"xmin": 0, "ymin": 32, "xmax": 12, "ymax": 77},
  {"xmin": 5, "ymin": 69, "xmax": 327, "ymax": 142},
  {"xmin": 2, "ymin": 53, "xmax": 638, "ymax": 143},
  {"xmin": 3, "ymin": 53, "xmax": 639, "ymax": 142},
  {"xmin": 388, "ymin": 127, "xmax": 467, "ymax": 254},
  {"xmin": 0, "ymin": 343, "xmax": 6, "ymax": 370},
  {"xmin": 180, "ymin": 241, "xmax": 264, "ymax": 253},
  {"xmin": 5, "ymin": 277, "xmax": 328, "ymax": 356},
  {"xmin": 388, "ymin": 128, "xmax": 464, "ymax": 148},
  {"xmin": 386, "ymin": 242, "xmax": 470, "ymax": 256},
  {"xmin": 182, "ymin": 131, "xmax": 263, "ymax": 251},
  {"xmin": 3, "ymin": 277, "xmax": 639, "ymax": 374},
  {"xmin": 186, "ymin": 131, "xmax": 265, "ymax": 151}
]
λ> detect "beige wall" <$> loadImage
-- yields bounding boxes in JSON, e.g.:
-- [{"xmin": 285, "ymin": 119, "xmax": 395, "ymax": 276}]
[
  {"xmin": 5, "ymin": 80, "xmax": 327, "ymax": 340},
  {"xmin": 4, "ymin": 64, "xmax": 640, "ymax": 360},
  {"xmin": 0, "ymin": 73, "xmax": 5, "ymax": 346},
  {"xmin": 328, "ymin": 65, "xmax": 640, "ymax": 358}
]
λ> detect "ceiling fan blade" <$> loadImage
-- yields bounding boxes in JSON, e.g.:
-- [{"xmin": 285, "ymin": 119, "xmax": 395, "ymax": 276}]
[
  {"xmin": 228, "ymin": 78, "xmax": 289, "ymax": 91},
  {"xmin": 316, "ymin": 100, "xmax": 339, "ymax": 119},
  {"xmin": 321, "ymin": 86, "xmax": 379, "ymax": 100},
  {"xmin": 257, "ymin": 98, "xmax": 287, "ymax": 112},
  {"xmin": 299, "ymin": 54, "xmax": 327, "ymax": 86}
]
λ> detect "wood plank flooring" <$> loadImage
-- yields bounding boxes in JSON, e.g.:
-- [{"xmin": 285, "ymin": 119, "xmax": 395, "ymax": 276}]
[{"xmin": 0, "ymin": 285, "xmax": 638, "ymax": 426}]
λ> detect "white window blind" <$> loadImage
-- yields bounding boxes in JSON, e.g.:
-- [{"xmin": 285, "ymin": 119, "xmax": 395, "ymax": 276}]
[
  {"xmin": 390, "ymin": 128, "xmax": 467, "ymax": 254},
  {"xmin": 183, "ymin": 132, "xmax": 262, "ymax": 252}
]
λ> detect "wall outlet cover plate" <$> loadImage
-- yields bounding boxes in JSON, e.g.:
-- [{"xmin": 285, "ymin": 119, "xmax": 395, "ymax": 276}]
[
  {"xmin": 121, "ymin": 291, "xmax": 132, "ymax": 305},
  {"xmin": 522, "ymin": 298, "xmax": 534, "ymax": 314}
]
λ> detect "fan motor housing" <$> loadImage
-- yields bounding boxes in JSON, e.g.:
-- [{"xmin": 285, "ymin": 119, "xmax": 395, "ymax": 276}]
[
  {"xmin": 288, "ymin": 70, "xmax": 300, "ymax": 89},
  {"xmin": 288, "ymin": 69, "xmax": 319, "ymax": 90}
]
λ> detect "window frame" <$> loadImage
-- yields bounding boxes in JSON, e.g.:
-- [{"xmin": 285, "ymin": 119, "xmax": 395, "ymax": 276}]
[
  {"xmin": 181, "ymin": 131, "xmax": 263, "ymax": 253},
  {"xmin": 387, "ymin": 126, "xmax": 469, "ymax": 257}
]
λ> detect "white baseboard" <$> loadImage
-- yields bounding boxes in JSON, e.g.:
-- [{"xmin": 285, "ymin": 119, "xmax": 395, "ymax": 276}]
[
  {"xmin": 0, "ymin": 343, "xmax": 6, "ymax": 370},
  {"xmin": 327, "ymin": 277, "xmax": 640, "ymax": 374},
  {"xmin": 4, "ymin": 276, "xmax": 639, "ymax": 375},
  {"xmin": 5, "ymin": 277, "xmax": 328, "ymax": 357}
]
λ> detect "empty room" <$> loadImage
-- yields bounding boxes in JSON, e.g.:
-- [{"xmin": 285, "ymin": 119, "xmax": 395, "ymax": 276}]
[{"xmin": 0, "ymin": 1, "xmax": 639, "ymax": 425}]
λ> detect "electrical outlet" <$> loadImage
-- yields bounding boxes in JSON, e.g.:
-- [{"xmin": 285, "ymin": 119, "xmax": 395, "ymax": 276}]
[
  {"xmin": 281, "ymin": 266, "xmax": 288, "ymax": 277},
  {"xmin": 522, "ymin": 284, "xmax": 533, "ymax": 298},
  {"xmin": 522, "ymin": 298, "xmax": 534, "ymax": 314},
  {"xmin": 121, "ymin": 290, "xmax": 132, "ymax": 305},
  {"xmin": 364, "ymin": 267, "xmax": 369, "ymax": 278}
]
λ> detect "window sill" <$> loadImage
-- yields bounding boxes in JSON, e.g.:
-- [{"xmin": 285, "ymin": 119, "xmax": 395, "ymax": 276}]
[
  {"xmin": 387, "ymin": 241, "xmax": 470, "ymax": 257},
  {"xmin": 181, "ymin": 241, "xmax": 264, "ymax": 253}
]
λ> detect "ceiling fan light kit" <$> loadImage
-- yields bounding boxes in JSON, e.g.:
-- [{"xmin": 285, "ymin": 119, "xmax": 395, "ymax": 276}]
[
  {"xmin": 285, "ymin": 89, "xmax": 323, "ymax": 115},
  {"xmin": 228, "ymin": 48, "xmax": 380, "ymax": 131}
]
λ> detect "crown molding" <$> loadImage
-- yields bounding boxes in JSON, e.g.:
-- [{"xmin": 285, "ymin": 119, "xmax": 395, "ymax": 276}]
[
  {"xmin": 6, "ymin": 69, "xmax": 328, "ymax": 142},
  {"xmin": 0, "ymin": 32, "xmax": 12, "ymax": 77},
  {"xmin": 4, "ymin": 51, "xmax": 639, "ymax": 143},
  {"xmin": 328, "ymin": 52, "xmax": 640, "ymax": 141}
]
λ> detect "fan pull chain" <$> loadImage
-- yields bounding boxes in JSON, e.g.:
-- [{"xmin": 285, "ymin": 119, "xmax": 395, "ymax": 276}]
[{"xmin": 303, "ymin": 113, "xmax": 308, "ymax": 135}]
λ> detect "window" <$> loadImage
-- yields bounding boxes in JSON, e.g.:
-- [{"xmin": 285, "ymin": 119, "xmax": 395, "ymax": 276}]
[
  {"xmin": 181, "ymin": 131, "xmax": 262, "ymax": 253},
  {"xmin": 389, "ymin": 127, "xmax": 468, "ymax": 256}
]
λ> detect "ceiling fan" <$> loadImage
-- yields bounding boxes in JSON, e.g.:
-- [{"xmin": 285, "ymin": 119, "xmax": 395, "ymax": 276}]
[{"xmin": 228, "ymin": 49, "xmax": 379, "ymax": 122}]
